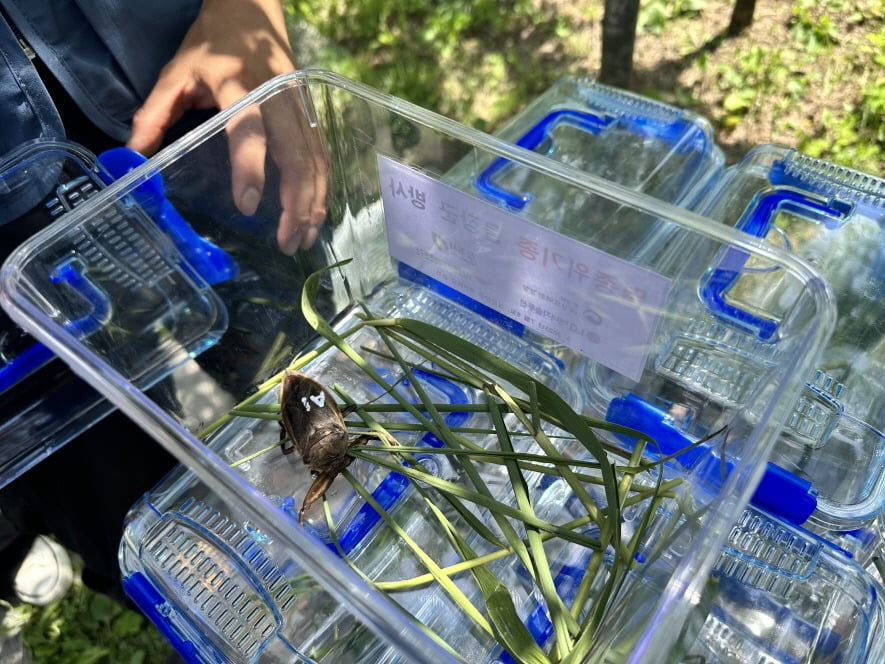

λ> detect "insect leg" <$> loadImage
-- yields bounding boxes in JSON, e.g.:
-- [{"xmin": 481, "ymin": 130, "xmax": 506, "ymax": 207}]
[
  {"xmin": 279, "ymin": 422, "xmax": 296, "ymax": 455},
  {"xmin": 299, "ymin": 469, "xmax": 341, "ymax": 524},
  {"xmin": 346, "ymin": 433, "xmax": 379, "ymax": 449}
]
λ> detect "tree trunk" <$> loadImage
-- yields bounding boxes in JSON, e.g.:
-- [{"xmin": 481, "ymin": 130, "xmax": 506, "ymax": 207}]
[
  {"xmin": 599, "ymin": 0, "xmax": 640, "ymax": 89},
  {"xmin": 728, "ymin": 0, "xmax": 757, "ymax": 36}
]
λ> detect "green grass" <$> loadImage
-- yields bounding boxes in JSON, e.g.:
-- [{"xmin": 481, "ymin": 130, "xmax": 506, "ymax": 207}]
[{"xmin": 6, "ymin": 557, "xmax": 172, "ymax": 664}]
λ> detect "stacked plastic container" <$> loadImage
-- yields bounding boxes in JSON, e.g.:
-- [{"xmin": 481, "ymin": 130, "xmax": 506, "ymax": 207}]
[
  {"xmin": 0, "ymin": 71, "xmax": 876, "ymax": 663},
  {"xmin": 443, "ymin": 77, "xmax": 725, "ymax": 259},
  {"xmin": 693, "ymin": 145, "xmax": 885, "ymax": 533},
  {"xmin": 451, "ymin": 77, "xmax": 885, "ymax": 662},
  {"xmin": 688, "ymin": 145, "xmax": 885, "ymax": 663}
]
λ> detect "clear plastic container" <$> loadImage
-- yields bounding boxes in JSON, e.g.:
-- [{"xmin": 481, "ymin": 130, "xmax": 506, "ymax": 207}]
[
  {"xmin": 0, "ymin": 140, "xmax": 237, "ymax": 486},
  {"xmin": 0, "ymin": 71, "xmax": 836, "ymax": 663},
  {"xmin": 443, "ymin": 76, "xmax": 724, "ymax": 258},
  {"xmin": 692, "ymin": 145, "xmax": 884, "ymax": 532}
]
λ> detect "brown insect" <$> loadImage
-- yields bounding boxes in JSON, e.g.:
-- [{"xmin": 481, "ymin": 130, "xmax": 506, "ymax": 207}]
[{"xmin": 279, "ymin": 370, "xmax": 377, "ymax": 524}]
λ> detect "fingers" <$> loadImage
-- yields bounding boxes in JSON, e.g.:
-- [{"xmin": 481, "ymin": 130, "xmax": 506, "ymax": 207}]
[
  {"xmin": 228, "ymin": 90, "xmax": 330, "ymax": 251},
  {"xmin": 127, "ymin": 0, "xmax": 329, "ymax": 255},
  {"xmin": 275, "ymin": 147, "xmax": 329, "ymax": 254},
  {"xmin": 263, "ymin": 88, "xmax": 330, "ymax": 254},
  {"xmin": 128, "ymin": 66, "xmax": 210, "ymax": 156},
  {"xmin": 221, "ymin": 77, "xmax": 268, "ymax": 217},
  {"xmin": 131, "ymin": 75, "xmax": 329, "ymax": 255},
  {"xmin": 128, "ymin": 91, "xmax": 181, "ymax": 156}
]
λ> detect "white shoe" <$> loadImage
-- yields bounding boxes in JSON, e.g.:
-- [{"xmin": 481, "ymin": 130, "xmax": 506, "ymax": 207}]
[{"xmin": 13, "ymin": 536, "xmax": 73, "ymax": 607}]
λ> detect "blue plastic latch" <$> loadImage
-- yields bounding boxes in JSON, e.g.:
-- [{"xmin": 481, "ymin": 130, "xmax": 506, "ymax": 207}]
[
  {"xmin": 97, "ymin": 147, "xmax": 238, "ymax": 285},
  {"xmin": 752, "ymin": 462, "xmax": 817, "ymax": 526},
  {"xmin": 605, "ymin": 394, "xmax": 818, "ymax": 525},
  {"xmin": 605, "ymin": 393, "xmax": 706, "ymax": 468},
  {"xmin": 701, "ymin": 180, "xmax": 850, "ymax": 341},
  {"xmin": 496, "ymin": 562, "xmax": 587, "ymax": 663},
  {"xmin": 0, "ymin": 260, "xmax": 110, "ymax": 392},
  {"xmin": 123, "ymin": 572, "xmax": 203, "ymax": 663}
]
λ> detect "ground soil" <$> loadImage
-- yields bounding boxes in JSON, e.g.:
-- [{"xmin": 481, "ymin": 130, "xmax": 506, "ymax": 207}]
[{"xmin": 534, "ymin": 0, "xmax": 883, "ymax": 168}]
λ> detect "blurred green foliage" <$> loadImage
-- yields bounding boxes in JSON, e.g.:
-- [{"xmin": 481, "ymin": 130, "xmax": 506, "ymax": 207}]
[
  {"xmin": 288, "ymin": 0, "xmax": 570, "ymax": 130},
  {"xmin": 639, "ymin": 0, "xmax": 708, "ymax": 34},
  {"xmin": 8, "ymin": 567, "xmax": 172, "ymax": 664},
  {"xmin": 288, "ymin": 0, "xmax": 883, "ymax": 173}
]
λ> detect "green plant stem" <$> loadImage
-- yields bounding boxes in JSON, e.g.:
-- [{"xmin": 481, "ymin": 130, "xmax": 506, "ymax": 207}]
[
  {"xmin": 321, "ymin": 501, "xmax": 468, "ymax": 663},
  {"xmin": 374, "ymin": 513, "xmax": 597, "ymax": 591},
  {"xmin": 346, "ymin": 448, "xmax": 602, "ymax": 549},
  {"xmin": 487, "ymin": 391, "xmax": 577, "ymax": 650},
  {"xmin": 341, "ymin": 470, "xmax": 495, "ymax": 636}
]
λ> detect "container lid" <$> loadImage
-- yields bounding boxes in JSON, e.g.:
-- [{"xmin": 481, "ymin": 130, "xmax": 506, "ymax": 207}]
[
  {"xmin": 445, "ymin": 76, "xmax": 724, "ymax": 214},
  {"xmin": 692, "ymin": 144, "xmax": 884, "ymax": 531}
]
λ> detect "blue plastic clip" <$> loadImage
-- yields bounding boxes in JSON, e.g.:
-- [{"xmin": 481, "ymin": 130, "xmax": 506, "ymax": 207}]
[
  {"xmin": 496, "ymin": 562, "xmax": 587, "ymax": 664},
  {"xmin": 97, "ymin": 147, "xmax": 238, "ymax": 286},
  {"xmin": 605, "ymin": 394, "xmax": 818, "ymax": 525}
]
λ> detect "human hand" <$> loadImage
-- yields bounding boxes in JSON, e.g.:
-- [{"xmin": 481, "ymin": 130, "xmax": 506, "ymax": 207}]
[{"xmin": 127, "ymin": 0, "xmax": 328, "ymax": 254}]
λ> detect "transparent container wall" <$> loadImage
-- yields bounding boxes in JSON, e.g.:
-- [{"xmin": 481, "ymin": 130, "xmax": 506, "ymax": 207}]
[
  {"xmin": 444, "ymin": 77, "xmax": 724, "ymax": 257},
  {"xmin": 119, "ymin": 464, "xmax": 436, "ymax": 664},
  {"xmin": 681, "ymin": 505, "xmax": 885, "ymax": 664},
  {"xmin": 0, "ymin": 140, "xmax": 115, "ymax": 485},
  {"xmin": 589, "ymin": 505, "xmax": 885, "ymax": 664},
  {"xmin": 0, "ymin": 72, "xmax": 835, "ymax": 663},
  {"xmin": 121, "ymin": 451, "xmax": 885, "ymax": 664},
  {"xmin": 694, "ymin": 145, "xmax": 884, "ymax": 531},
  {"xmin": 866, "ymin": 516, "xmax": 885, "ymax": 586}
]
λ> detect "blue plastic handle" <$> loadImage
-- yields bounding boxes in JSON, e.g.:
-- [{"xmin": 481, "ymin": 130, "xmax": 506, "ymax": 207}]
[
  {"xmin": 97, "ymin": 147, "xmax": 239, "ymax": 286},
  {"xmin": 0, "ymin": 260, "xmax": 110, "ymax": 392},
  {"xmin": 476, "ymin": 110, "xmax": 615, "ymax": 209},
  {"xmin": 702, "ymin": 182, "xmax": 850, "ymax": 341},
  {"xmin": 398, "ymin": 262, "xmax": 526, "ymax": 337},
  {"xmin": 605, "ymin": 393, "xmax": 818, "ymax": 525},
  {"xmin": 474, "ymin": 108, "xmax": 708, "ymax": 210},
  {"xmin": 496, "ymin": 562, "xmax": 587, "ymax": 664}
]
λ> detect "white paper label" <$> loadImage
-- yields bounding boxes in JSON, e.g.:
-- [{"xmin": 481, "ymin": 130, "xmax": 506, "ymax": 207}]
[{"xmin": 378, "ymin": 155, "xmax": 671, "ymax": 381}]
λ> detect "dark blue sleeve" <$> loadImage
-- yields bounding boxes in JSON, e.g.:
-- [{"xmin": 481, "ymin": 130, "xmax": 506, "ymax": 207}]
[{"xmin": 0, "ymin": 0, "xmax": 200, "ymax": 142}]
